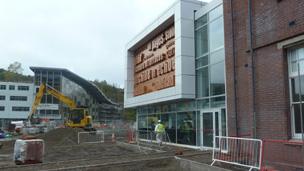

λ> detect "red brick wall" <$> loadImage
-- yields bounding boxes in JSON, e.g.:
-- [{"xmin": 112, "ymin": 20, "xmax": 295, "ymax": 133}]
[
  {"xmin": 223, "ymin": 0, "xmax": 304, "ymax": 170},
  {"xmin": 252, "ymin": 0, "xmax": 304, "ymax": 48}
]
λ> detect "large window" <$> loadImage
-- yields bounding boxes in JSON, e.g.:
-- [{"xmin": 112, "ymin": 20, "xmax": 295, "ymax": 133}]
[
  {"xmin": 137, "ymin": 102, "xmax": 198, "ymax": 146},
  {"xmin": 161, "ymin": 113, "xmax": 176, "ymax": 143},
  {"xmin": 138, "ymin": 115, "xmax": 147, "ymax": 130},
  {"xmin": 148, "ymin": 114, "xmax": 160, "ymax": 132},
  {"xmin": 210, "ymin": 61, "xmax": 225, "ymax": 96},
  {"xmin": 0, "ymin": 106, "xmax": 4, "ymax": 111},
  {"xmin": 288, "ymin": 46, "xmax": 304, "ymax": 139},
  {"xmin": 209, "ymin": 17, "xmax": 224, "ymax": 51},
  {"xmin": 0, "ymin": 96, "xmax": 5, "ymax": 100},
  {"xmin": 195, "ymin": 25, "xmax": 208, "ymax": 58},
  {"xmin": 195, "ymin": 4, "xmax": 225, "ymax": 109},
  {"xmin": 177, "ymin": 111, "xmax": 196, "ymax": 145}
]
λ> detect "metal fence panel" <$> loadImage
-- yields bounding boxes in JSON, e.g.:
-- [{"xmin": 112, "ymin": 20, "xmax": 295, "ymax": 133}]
[
  {"xmin": 211, "ymin": 136, "xmax": 263, "ymax": 171},
  {"xmin": 77, "ymin": 130, "xmax": 105, "ymax": 144}
]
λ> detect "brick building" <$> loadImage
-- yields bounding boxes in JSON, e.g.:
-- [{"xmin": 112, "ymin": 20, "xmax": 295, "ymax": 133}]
[
  {"xmin": 224, "ymin": 0, "xmax": 304, "ymax": 170},
  {"xmin": 124, "ymin": 0, "xmax": 304, "ymax": 170}
]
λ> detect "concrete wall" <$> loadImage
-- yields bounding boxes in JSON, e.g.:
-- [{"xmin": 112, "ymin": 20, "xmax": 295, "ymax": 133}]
[{"xmin": 0, "ymin": 81, "xmax": 34, "ymax": 119}]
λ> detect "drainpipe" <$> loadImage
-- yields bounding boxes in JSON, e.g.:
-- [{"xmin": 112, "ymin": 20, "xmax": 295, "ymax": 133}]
[
  {"xmin": 230, "ymin": 0, "xmax": 238, "ymax": 137},
  {"xmin": 248, "ymin": 0, "xmax": 257, "ymax": 138}
]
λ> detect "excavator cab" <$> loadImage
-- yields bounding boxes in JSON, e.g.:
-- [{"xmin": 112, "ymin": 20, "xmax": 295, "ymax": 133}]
[{"xmin": 65, "ymin": 108, "xmax": 92, "ymax": 128}]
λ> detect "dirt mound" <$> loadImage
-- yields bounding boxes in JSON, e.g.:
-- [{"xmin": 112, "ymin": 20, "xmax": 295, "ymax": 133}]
[{"xmin": 37, "ymin": 128, "xmax": 83, "ymax": 147}]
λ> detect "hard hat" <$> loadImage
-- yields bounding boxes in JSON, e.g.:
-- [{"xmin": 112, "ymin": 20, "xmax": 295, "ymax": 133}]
[{"xmin": 158, "ymin": 120, "xmax": 161, "ymax": 123}]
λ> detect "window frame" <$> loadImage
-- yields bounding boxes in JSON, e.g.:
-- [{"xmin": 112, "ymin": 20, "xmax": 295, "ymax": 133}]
[
  {"xmin": 10, "ymin": 96, "xmax": 27, "ymax": 101},
  {"xmin": 0, "ymin": 85, "xmax": 6, "ymax": 90},
  {"xmin": 0, "ymin": 96, "xmax": 5, "ymax": 100},
  {"xmin": 288, "ymin": 45, "xmax": 304, "ymax": 139},
  {"xmin": 9, "ymin": 85, "xmax": 15, "ymax": 90},
  {"xmin": 17, "ymin": 85, "xmax": 29, "ymax": 91},
  {"xmin": 12, "ymin": 106, "xmax": 30, "ymax": 112}
]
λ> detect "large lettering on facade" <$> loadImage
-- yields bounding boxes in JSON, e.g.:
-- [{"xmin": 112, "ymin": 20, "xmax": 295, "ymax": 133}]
[{"xmin": 134, "ymin": 25, "xmax": 175, "ymax": 96}]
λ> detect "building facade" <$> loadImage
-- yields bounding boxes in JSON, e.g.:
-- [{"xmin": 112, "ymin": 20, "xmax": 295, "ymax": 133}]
[
  {"xmin": 125, "ymin": 0, "xmax": 304, "ymax": 170},
  {"xmin": 125, "ymin": 0, "xmax": 226, "ymax": 148},
  {"xmin": 30, "ymin": 67, "xmax": 121, "ymax": 124},
  {"xmin": 0, "ymin": 81, "xmax": 34, "ymax": 128},
  {"xmin": 224, "ymin": 0, "xmax": 304, "ymax": 170}
]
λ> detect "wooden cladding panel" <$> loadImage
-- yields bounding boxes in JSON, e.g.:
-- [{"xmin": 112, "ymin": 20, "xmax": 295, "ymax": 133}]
[{"xmin": 134, "ymin": 25, "xmax": 175, "ymax": 96}]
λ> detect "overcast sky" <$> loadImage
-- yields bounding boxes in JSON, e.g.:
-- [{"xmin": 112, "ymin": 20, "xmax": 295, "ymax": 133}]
[{"xmin": 0, "ymin": 0, "xmax": 211, "ymax": 87}]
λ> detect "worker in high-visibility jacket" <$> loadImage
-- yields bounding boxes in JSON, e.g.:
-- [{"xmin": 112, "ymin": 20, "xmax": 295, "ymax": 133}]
[{"xmin": 154, "ymin": 120, "xmax": 165, "ymax": 146}]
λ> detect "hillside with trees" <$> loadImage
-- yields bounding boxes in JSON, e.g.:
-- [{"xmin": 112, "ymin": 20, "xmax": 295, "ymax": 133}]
[
  {"xmin": 92, "ymin": 80, "xmax": 124, "ymax": 105},
  {"xmin": 93, "ymin": 80, "xmax": 135, "ymax": 121},
  {"xmin": 0, "ymin": 69, "xmax": 33, "ymax": 82},
  {"xmin": 0, "ymin": 62, "xmax": 33, "ymax": 82}
]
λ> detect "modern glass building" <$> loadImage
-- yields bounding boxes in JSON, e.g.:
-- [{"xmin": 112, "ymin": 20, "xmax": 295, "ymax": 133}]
[
  {"xmin": 30, "ymin": 67, "xmax": 121, "ymax": 124},
  {"xmin": 125, "ymin": 0, "xmax": 225, "ymax": 148}
]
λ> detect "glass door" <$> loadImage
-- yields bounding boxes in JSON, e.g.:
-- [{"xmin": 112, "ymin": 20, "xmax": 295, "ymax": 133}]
[
  {"xmin": 202, "ymin": 112, "xmax": 213, "ymax": 147},
  {"xmin": 201, "ymin": 108, "xmax": 226, "ymax": 148}
]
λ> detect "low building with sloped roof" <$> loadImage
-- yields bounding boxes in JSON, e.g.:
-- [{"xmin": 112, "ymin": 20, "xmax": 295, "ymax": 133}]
[{"xmin": 30, "ymin": 66, "xmax": 121, "ymax": 125}]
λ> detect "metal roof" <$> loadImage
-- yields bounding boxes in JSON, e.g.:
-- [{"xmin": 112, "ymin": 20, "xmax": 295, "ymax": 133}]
[{"xmin": 30, "ymin": 66, "xmax": 116, "ymax": 105}]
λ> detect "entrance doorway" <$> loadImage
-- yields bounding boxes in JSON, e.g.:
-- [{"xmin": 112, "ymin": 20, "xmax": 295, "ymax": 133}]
[{"xmin": 201, "ymin": 108, "xmax": 226, "ymax": 148}]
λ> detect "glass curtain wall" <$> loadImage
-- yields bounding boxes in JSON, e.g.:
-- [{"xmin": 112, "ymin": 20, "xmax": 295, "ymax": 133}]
[
  {"xmin": 195, "ymin": 4, "xmax": 225, "ymax": 108},
  {"xmin": 34, "ymin": 70, "xmax": 62, "ymax": 117},
  {"xmin": 177, "ymin": 111, "xmax": 196, "ymax": 145},
  {"xmin": 136, "ymin": 4, "xmax": 226, "ymax": 147},
  {"xmin": 137, "ymin": 101, "xmax": 198, "ymax": 146},
  {"xmin": 195, "ymin": 4, "xmax": 226, "ymax": 148},
  {"xmin": 161, "ymin": 112, "xmax": 176, "ymax": 143}
]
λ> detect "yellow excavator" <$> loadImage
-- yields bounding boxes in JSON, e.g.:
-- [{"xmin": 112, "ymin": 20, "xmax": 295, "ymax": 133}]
[{"xmin": 28, "ymin": 83, "xmax": 94, "ymax": 130}]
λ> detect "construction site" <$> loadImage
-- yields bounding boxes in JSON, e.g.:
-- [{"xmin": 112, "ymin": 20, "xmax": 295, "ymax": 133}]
[
  {"xmin": 0, "ymin": 127, "xmax": 240, "ymax": 171},
  {"xmin": 0, "ymin": 77, "xmax": 259, "ymax": 171},
  {"xmin": 1, "ymin": 0, "xmax": 304, "ymax": 170}
]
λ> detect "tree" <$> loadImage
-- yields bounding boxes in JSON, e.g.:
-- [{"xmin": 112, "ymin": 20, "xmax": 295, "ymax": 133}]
[{"xmin": 8, "ymin": 61, "xmax": 23, "ymax": 74}]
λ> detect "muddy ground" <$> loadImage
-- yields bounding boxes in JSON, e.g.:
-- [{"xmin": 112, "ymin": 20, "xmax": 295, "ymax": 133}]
[{"xmin": 0, "ymin": 128, "xmax": 243, "ymax": 171}]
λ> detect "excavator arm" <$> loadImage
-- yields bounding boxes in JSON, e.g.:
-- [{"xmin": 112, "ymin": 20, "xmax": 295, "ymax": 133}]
[
  {"xmin": 28, "ymin": 83, "xmax": 77, "ymax": 121},
  {"xmin": 28, "ymin": 84, "xmax": 46, "ymax": 121},
  {"xmin": 28, "ymin": 83, "xmax": 93, "ymax": 130},
  {"xmin": 45, "ymin": 85, "xmax": 77, "ymax": 109}
]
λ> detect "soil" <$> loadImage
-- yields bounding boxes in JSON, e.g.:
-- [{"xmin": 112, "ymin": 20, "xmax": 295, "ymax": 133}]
[
  {"xmin": 0, "ymin": 128, "xmax": 238, "ymax": 171},
  {"xmin": 37, "ymin": 128, "xmax": 82, "ymax": 147}
]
